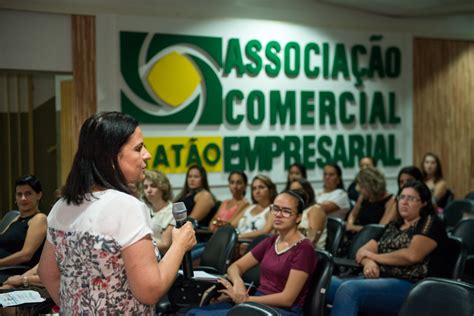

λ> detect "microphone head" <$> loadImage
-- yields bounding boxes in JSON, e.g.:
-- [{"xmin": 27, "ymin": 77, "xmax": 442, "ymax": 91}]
[{"xmin": 172, "ymin": 202, "xmax": 188, "ymax": 222}]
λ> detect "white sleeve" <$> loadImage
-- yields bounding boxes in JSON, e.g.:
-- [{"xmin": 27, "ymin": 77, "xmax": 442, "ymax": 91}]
[{"xmin": 330, "ymin": 189, "xmax": 351, "ymax": 210}]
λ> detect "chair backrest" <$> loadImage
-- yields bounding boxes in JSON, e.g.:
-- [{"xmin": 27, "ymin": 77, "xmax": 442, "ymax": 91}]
[
  {"xmin": 347, "ymin": 224, "xmax": 385, "ymax": 259},
  {"xmin": 303, "ymin": 250, "xmax": 334, "ymax": 316},
  {"xmin": 399, "ymin": 277, "xmax": 474, "ymax": 316},
  {"xmin": 428, "ymin": 235, "xmax": 466, "ymax": 280},
  {"xmin": 227, "ymin": 302, "xmax": 281, "ymax": 316},
  {"xmin": 0, "ymin": 210, "xmax": 20, "ymax": 234},
  {"xmin": 325, "ymin": 217, "xmax": 345, "ymax": 255},
  {"xmin": 452, "ymin": 217, "xmax": 474, "ymax": 255},
  {"xmin": 464, "ymin": 191, "xmax": 474, "ymax": 201},
  {"xmin": 443, "ymin": 199, "xmax": 474, "ymax": 228},
  {"xmin": 199, "ymin": 225, "xmax": 238, "ymax": 274}
]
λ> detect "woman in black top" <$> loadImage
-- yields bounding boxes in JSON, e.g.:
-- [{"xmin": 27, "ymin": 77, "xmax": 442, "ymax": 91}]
[
  {"xmin": 327, "ymin": 180, "xmax": 447, "ymax": 316},
  {"xmin": 0, "ymin": 175, "xmax": 47, "ymax": 282}
]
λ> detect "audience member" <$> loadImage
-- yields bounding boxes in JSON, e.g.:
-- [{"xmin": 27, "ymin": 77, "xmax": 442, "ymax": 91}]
[
  {"xmin": 231, "ymin": 175, "xmax": 277, "ymax": 240},
  {"xmin": 0, "ymin": 175, "xmax": 47, "ymax": 283},
  {"xmin": 38, "ymin": 112, "xmax": 196, "ymax": 314},
  {"xmin": 381, "ymin": 166, "xmax": 423, "ymax": 224},
  {"xmin": 327, "ymin": 180, "xmax": 447, "ymax": 316},
  {"xmin": 347, "ymin": 156, "xmax": 376, "ymax": 202},
  {"xmin": 421, "ymin": 152, "xmax": 448, "ymax": 208},
  {"xmin": 142, "ymin": 170, "xmax": 175, "ymax": 254},
  {"xmin": 174, "ymin": 164, "xmax": 217, "ymax": 227},
  {"xmin": 315, "ymin": 163, "xmax": 350, "ymax": 219},
  {"xmin": 186, "ymin": 191, "xmax": 317, "ymax": 316},
  {"xmin": 284, "ymin": 163, "xmax": 307, "ymax": 190},
  {"xmin": 0, "ymin": 264, "xmax": 42, "ymax": 290},
  {"xmin": 289, "ymin": 179, "xmax": 327, "ymax": 249},
  {"xmin": 346, "ymin": 168, "xmax": 392, "ymax": 234},
  {"xmin": 209, "ymin": 171, "xmax": 249, "ymax": 232}
]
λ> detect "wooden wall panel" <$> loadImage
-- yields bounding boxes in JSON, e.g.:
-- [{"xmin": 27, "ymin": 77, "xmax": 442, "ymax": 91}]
[
  {"xmin": 59, "ymin": 15, "xmax": 97, "ymax": 186},
  {"xmin": 413, "ymin": 38, "xmax": 474, "ymax": 198}
]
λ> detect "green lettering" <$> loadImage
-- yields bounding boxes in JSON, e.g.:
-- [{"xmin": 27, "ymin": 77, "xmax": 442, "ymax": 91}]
[
  {"xmin": 304, "ymin": 43, "xmax": 320, "ymax": 78},
  {"xmin": 225, "ymin": 90, "xmax": 244, "ymax": 125},
  {"xmin": 385, "ymin": 47, "xmax": 401, "ymax": 77},
  {"xmin": 301, "ymin": 91, "xmax": 315, "ymax": 125},
  {"xmin": 224, "ymin": 38, "xmax": 245, "ymax": 75},
  {"xmin": 348, "ymin": 134, "xmax": 365, "ymax": 168},
  {"xmin": 319, "ymin": 91, "xmax": 336, "ymax": 125},
  {"xmin": 317, "ymin": 135, "xmax": 332, "ymax": 168},
  {"xmin": 171, "ymin": 144, "xmax": 184, "ymax": 167},
  {"xmin": 203, "ymin": 143, "xmax": 221, "ymax": 166},
  {"xmin": 331, "ymin": 43, "xmax": 350, "ymax": 79},
  {"xmin": 284, "ymin": 42, "xmax": 300, "ymax": 78},
  {"xmin": 369, "ymin": 92, "xmax": 387, "ymax": 124},
  {"xmin": 283, "ymin": 136, "xmax": 302, "ymax": 169},
  {"xmin": 247, "ymin": 90, "xmax": 265, "ymax": 125},
  {"xmin": 270, "ymin": 91, "xmax": 296, "ymax": 125},
  {"xmin": 265, "ymin": 41, "xmax": 281, "ymax": 77},
  {"xmin": 186, "ymin": 143, "xmax": 202, "ymax": 166},
  {"xmin": 152, "ymin": 145, "xmax": 169, "ymax": 168},
  {"xmin": 245, "ymin": 39, "xmax": 263, "ymax": 76},
  {"xmin": 303, "ymin": 136, "xmax": 316, "ymax": 169},
  {"xmin": 388, "ymin": 92, "xmax": 401, "ymax": 124},
  {"xmin": 339, "ymin": 92, "xmax": 356, "ymax": 124}
]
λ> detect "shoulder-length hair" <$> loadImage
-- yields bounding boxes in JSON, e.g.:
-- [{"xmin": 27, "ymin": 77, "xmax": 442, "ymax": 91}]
[
  {"xmin": 228, "ymin": 170, "xmax": 248, "ymax": 196},
  {"xmin": 284, "ymin": 163, "xmax": 307, "ymax": 190},
  {"xmin": 421, "ymin": 152, "xmax": 444, "ymax": 182},
  {"xmin": 356, "ymin": 168, "xmax": 386, "ymax": 199},
  {"xmin": 251, "ymin": 174, "xmax": 278, "ymax": 204},
  {"xmin": 325, "ymin": 162, "xmax": 345, "ymax": 190},
  {"xmin": 142, "ymin": 170, "xmax": 173, "ymax": 205},
  {"xmin": 174, "ymin": 164, "xmax": 211, "ymax": 202},
  {"xmin": 62, "ymin": 112, "xmax": 138, "ymax": 205}
]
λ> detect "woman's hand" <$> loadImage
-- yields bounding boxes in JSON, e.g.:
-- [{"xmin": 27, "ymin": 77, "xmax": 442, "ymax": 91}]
[
  {"xmin": 171, "ymin": 222, "xmax": 197, "ymax": 252},
  {"xmin": 363, "ymin": 260, "xmax": 380, "ymax": 279},
  {"xmin": 217, "ymin": 278, "xmax": 249, "ymax": 304},
  {"xmin": 3, "ymin": 275, "xmax": 23, "ymax": 287},
  {"xmin": 356, "ymin": 248, "xmax": 374, "ymax": 264}
]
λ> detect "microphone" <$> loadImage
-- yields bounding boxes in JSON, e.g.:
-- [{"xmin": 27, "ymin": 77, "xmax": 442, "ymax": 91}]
[{"xmin": 172, "ymin": 202, "xmax": 194, "ymax": 279}]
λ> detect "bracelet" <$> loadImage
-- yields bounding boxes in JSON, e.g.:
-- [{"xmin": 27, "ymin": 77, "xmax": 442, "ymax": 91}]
[{"xmin": 23, "ymin": 276, "xmax": 29, "ymax": 287}]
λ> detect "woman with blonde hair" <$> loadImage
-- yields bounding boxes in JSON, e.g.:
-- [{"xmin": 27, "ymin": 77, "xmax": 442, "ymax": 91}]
[{"xmin": 142, "ymin": 170, "xmax": 175, "ymax": 254}]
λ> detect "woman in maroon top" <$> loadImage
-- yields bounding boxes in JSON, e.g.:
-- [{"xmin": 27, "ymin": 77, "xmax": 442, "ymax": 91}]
[{"xmin": 186, "ymin": 190, "xmax": 317, "ymax": 316}]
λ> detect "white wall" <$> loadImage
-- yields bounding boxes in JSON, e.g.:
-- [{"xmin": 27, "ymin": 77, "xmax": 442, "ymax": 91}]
[{"xmin": 0, "ymin": 10, "xmax": 72, "ymax": 72}]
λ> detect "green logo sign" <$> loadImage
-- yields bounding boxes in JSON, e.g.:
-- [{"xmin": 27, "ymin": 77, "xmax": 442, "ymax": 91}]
[{"xmin": 120, "ymin": 32, "xmax": 223, "ymax": 124}]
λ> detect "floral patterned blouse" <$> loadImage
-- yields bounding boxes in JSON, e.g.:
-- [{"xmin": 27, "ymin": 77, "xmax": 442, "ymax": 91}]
[{"xmin": 47, "ymin": 190, "xmax": 156, "ymax": 315}]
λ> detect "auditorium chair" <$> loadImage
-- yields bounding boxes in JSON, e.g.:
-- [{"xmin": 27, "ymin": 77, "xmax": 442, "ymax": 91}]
[
  {"xmin": 427, "ymin": 235, "xmax": 466, "ymax": 280},
  {"xmin": 465, "ymin": 191, "xmax": 474, "ymax": 201},
  {"xmin": 442, "ymin": 199, "xmax": 474, "ymax": 230},
  {"xmin": 324, "ymin": 217, "xmax": 345, "ymax": 255},
  {"xmin": 399, "ymin": 278, "xmax": 474, "ymax": 316},
  {"xmin": 241, "ymin": 234, "xmax": 269, "ymax": 288},
  {"xmin": 0, "ymin": 210, "xmax": 20, "ymax": 234},
  {"xmin": 452, "ymin": 218, "xmax": 474, "ymax": 282}
]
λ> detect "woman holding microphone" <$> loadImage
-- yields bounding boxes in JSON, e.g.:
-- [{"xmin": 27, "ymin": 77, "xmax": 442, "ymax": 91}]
[{"xmin": 38, "ymin": 112, "xmax": 196, "ymax": 315}]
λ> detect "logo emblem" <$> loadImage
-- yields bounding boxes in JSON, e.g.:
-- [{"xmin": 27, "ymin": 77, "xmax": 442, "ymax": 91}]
[{"xmin": 120, "ymin": 32, "xmax": 223, "ymax": 125}]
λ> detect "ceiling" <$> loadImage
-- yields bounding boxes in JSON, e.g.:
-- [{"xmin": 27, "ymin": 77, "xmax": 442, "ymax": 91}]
[{"xmin": 1, "ymin": 0, "xmax": 474, "ymax": 18}]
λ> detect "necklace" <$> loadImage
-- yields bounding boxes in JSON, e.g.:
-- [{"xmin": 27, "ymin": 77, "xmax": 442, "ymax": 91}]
[{"xmin": 274, "ymin": 233, "xmax": 305, "ymax": 255}]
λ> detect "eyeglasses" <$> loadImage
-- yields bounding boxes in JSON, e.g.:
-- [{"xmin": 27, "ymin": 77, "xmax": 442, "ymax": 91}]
[
  {"xmin": 396, "ymin": 194, "xmax": 421, "ymax": 203},
  {"xmin": 270, "ymin": 204, "xmax": 295, "ymax": 218}
]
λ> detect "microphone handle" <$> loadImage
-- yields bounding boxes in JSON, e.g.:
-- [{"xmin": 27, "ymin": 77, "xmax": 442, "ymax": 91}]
[{"xmin": 175, "ymin": 218, "xmax": 194, "ymax": 279}]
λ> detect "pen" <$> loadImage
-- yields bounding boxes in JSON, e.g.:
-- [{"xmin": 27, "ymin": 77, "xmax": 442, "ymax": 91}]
[{"xmin": 247, "ymin": 281, "xmax": 254, "ymax": 294}]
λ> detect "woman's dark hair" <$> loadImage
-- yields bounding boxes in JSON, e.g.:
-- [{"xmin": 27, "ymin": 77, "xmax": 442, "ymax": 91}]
[
  {"xmin": 281, "ymin": 190, "xmax": 306, "ymax": 214},
  {"xmin": 290, "ymin": 178, "xmax": 316, "ymax": 206},
  {"xmin": 421, "ymin": 152, "xmax": 444, "ymax": 182},
  {"xmin": 250, "ymin": 175, "xmax": 278, "ymax": 204},
  {"xmin": 397, "ymin": 180, "xmax": 435, "ymax": 219},
  {"xmin": 15, "ymin": 175, "xmax": 42, "ymax": 193},
  {"xmin": 397, "ymin": 166, "xmax": 423, "ymax": 192},
  {"xmin": 285, "ymin": 163, "xmax": 307, "ymax": 190},
  {"xmin": 228, "ymin": 170, "xmax": 248, "ymax": 196},
  {"xmin": 174, "ymin": 164, "xmax": 211, "ymax": 202},
  {"xmin": 325, "ymin": 163, "xmax": 345, "ymax": 190},
  {"xmin": 62, "ymin": 112, "xmax": 139, "ymax": 205}
]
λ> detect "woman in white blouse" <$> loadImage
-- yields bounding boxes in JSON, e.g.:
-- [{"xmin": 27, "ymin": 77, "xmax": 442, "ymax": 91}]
[{"xmin": 315, "ymin": 163, "xmax": 351, "ymax": 219}]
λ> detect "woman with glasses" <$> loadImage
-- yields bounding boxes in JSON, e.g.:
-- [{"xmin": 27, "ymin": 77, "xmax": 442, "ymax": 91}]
[
  {"xmin": 0, "ymin": 175, "xmax": 47, "ymax": 283},
  {"xmin": 186, "ymin": 190, "xmax": 317, "ymax": 316},
  {"xmin": 327, "ymin": 180, "xmax": 447, "ymax": 316}
]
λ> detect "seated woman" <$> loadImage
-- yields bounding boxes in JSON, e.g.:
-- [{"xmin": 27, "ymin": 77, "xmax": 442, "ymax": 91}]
[
  {"xmin": 421, "ymin": 152, "xmax": 449, "ymax": 209},
  {"xmin": 346, "ymin": 156, "xmax": 376, "ymax": 203},
  {"xmin": 327, "ymin": 180, "xmax": 447, "ymax": 316},
  {"xmin": 186, "ymin": 191, "xmax": 317, "ymax": 316},
  {"xmin": 289, "ymin": 179, "xmax": 327, "ymax": 249},
  {"xmin": 231, "ymin": 175, "xmax": 277, "ymax": 240},
  {"xmin": 314, "ymin": 163, "xmax": 351, "ymax": 219},
  {"xmin": 174, "ymin": 164, "xmax": 217, "ymax": 227},
  {"xmin": 380, "ymin": 166, "xmax": 423, "ymax": 225},
  {"xmin": 0, "ymin": 175, "xmax": 47, "ymax": 283},
  {"xmin": 284, "ymin": 163, "xmax": 307, "ymax": 191},
  {"xmin": 208, "ymin": 171, "xmax": 249, "ymax": 233},
  {"xmin": 346, "ymin": 168, "xmax": 393, "ymax": 234},
  {"xmin": 142, "ymin": 170, "xmax": 174, "ymax": 254},
  {"xmin": 0, "ymin": 264, "xmax": 42, "ymax": 290}
]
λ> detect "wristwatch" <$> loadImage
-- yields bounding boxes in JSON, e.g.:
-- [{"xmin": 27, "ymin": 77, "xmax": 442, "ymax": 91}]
[{"xmin": 23, "ymin": 276, "xmax": 29, "ymax": 287}]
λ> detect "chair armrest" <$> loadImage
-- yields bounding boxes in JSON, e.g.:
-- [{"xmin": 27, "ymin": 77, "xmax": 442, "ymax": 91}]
[
  {"xmin": 194, "ymin": 266, "xmax": 220, "ymax": 274},
  {"xmin": 333, "ymin": 257, "xmax": 361, "ymax": 268}
]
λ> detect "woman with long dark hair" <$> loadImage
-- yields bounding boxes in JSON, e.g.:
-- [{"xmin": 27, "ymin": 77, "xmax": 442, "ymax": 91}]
[{"xmin": 38, "ymin": 112, "xmax": 196, "ymax": 314}]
